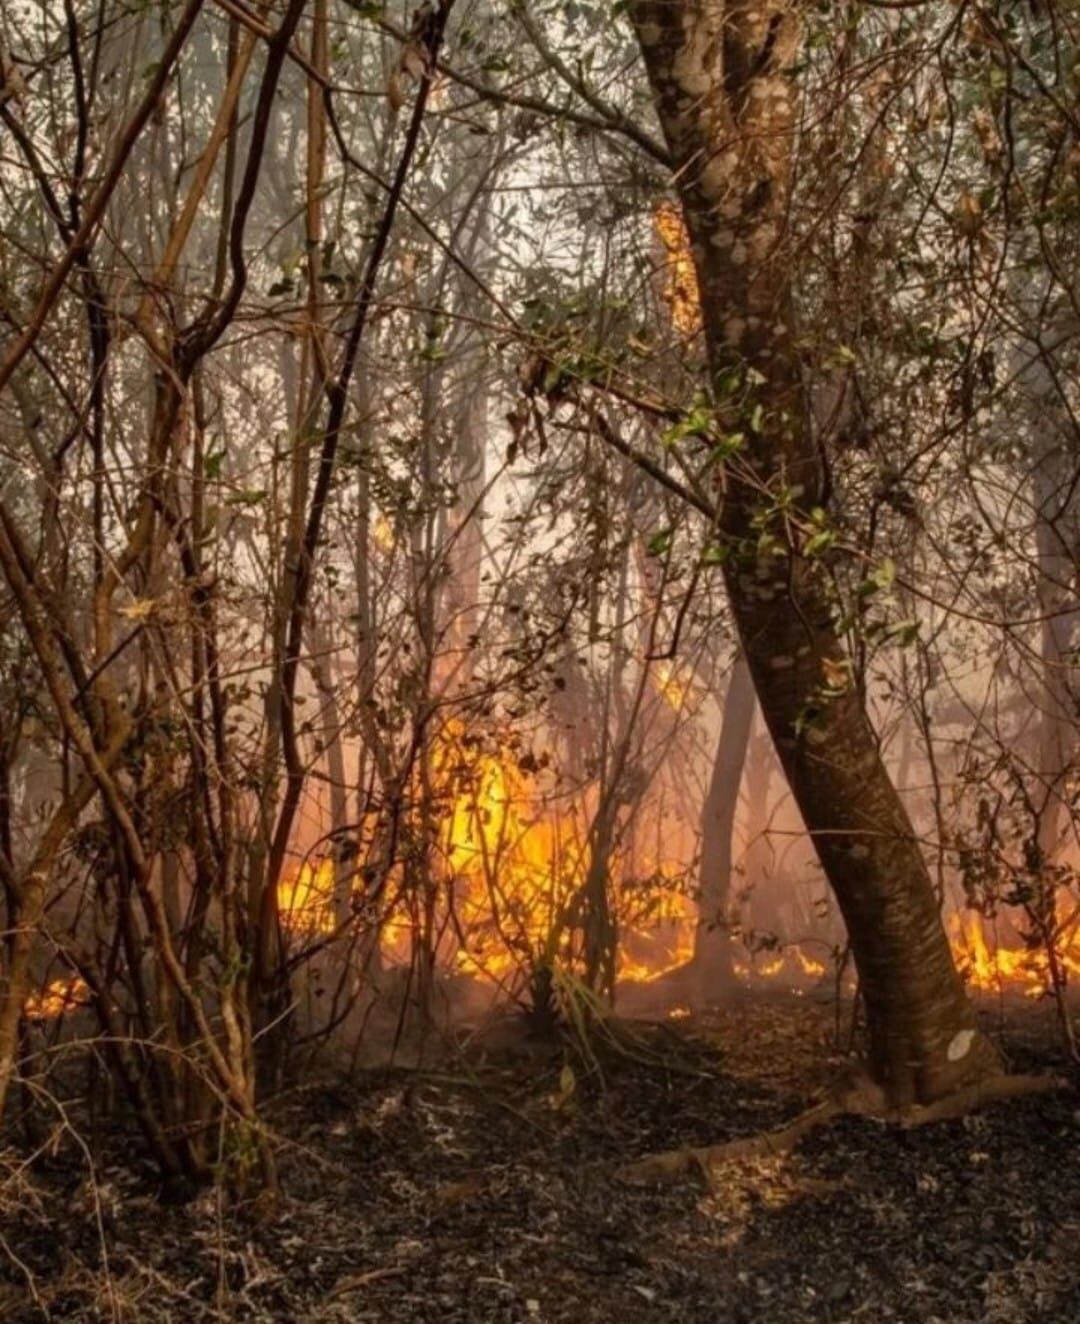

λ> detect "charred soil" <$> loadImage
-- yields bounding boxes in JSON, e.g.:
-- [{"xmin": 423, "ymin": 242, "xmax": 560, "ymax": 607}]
[{"xmin": 2, "ymin": 994, "xmax": 1078, "ymax": 1323}]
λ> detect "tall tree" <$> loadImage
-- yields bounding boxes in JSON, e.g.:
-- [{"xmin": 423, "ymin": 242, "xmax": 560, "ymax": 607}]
[{"xmin": 629, "ymin": 0, "xmax": 1000, "ymax": 1105}]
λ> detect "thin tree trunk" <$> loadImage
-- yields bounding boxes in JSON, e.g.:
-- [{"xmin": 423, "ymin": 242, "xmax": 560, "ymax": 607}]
[
  {"xmin": 1031, "ymin": 414, "xmax": 1079, "ymax": 868},
  {"xmin": 693, "ymin": 655, "xmax": 753, "ymax": 997},
  {"xmin": 0, "ymin": 772, "xmax": 104, "ymax": 1119}
]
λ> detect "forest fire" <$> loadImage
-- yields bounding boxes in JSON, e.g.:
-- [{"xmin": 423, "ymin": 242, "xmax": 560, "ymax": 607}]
[
  {"xmin": 278, "ymin": 857, "xmax": 338, "ymax": 934},
  {"xmin": 6, "ymin": 3, "xmax": 1080, "ymax": 1316},
  {"xmin": 948, "ymin": 909, "xmax": 1080, "ymax": 999},
  {"xmin": 276, "ymin": 727, "xmax": 700, "ymax": 987},
  {"xmin": 272, "ymin": 733, "xmax": 1080, "ymax": 1002},
  {"xmin": 26, "ymin": 900, "xmax": 1077, "ymax": 1030}
]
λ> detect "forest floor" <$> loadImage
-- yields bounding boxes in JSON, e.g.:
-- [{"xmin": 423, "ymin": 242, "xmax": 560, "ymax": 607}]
[{"xmin": 1, "ymin": 992, "xmax": 1078, "ymax": 1323}]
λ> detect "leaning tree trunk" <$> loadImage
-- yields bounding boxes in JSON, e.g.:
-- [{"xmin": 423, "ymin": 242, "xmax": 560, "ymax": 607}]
[
  {"xmin": 693, "ymin": 655, "xmax": 754, "ymax": 997},
  {"xmin": 631, "ymin": 0, "xmax": 999, "ymax": 1105}
]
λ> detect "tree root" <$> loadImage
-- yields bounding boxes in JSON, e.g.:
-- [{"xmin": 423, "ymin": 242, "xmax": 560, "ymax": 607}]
[
  {"xmin": 617, "ymin": 1072, "xmax": 1068, "ymax": 1186},
  {"xmin": 892, "ymin": 1071, "xmax": 1067, "ymax": 1126}
]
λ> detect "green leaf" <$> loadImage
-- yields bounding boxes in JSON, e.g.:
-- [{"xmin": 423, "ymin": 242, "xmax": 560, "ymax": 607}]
[
  {"xmin": 647, "ymin": 528, "xmax": 673, "ymax": 557},
  {"xmin": 542, "ymin": 361, "xmax": 565, "ymax": 394},
  {"xmin": 711, "ymin": 431, "xmax": 744, "ymax": 460},
  {"xmin": 661, "ymin": 407, "xmax": 712, "ymax": 448},
  {"xmin": 871, "ymin": 557, "xmax": 896, "ymax": 589},
  {"xmin": 715, "ymin": 366, "xmax": 742, "ymax": 396},
  {"xmin": 827, "ymin": 343, "xmax": 857, "ymax": 368},
  {"xmin": 227, "ymin": 489, "xmax": 266, "ymax": 507},
  {"xmin": 859, "ymin": 557, "xmax": 896, "ymax": 597},
  {"xmin": 803, "ymin": 528, "xmax": 835, "ymax": 557},
  {"xmin": 885, "ymin": 618, "xmax": 920, "ymax": 646}
]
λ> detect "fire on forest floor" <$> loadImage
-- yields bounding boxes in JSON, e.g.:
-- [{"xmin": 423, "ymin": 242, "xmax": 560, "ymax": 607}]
[
  {"xmin": 267, "ymin": 725, "xmax": 1080, "ymax": 1007},
  {"xmin": 21, "ymin": 729, "xmax": 1080, "ymax": 1025},
  {"xmin": 23, "ymin": 902, "xmax": 1080, "ymax": 1030}
]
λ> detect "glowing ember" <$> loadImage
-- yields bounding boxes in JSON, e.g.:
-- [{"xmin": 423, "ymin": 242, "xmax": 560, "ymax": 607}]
[
  {"xmin": 796, "ymin": 951, "xmax": 827, "ymax": 979},
  {"xmin": 24, "ymin": 977, "xmax": 90, "ymax": 1021}
]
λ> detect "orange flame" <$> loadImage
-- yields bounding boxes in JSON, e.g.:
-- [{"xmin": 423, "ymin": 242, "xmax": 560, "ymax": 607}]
[
  {"xmin": 24, "ymin": 977, "xmax": 90, "ymax": 1021},
  {"xmin": 726, "ymin": 944, "xmax": 834, "ymax": 995},
  {"xmin": 274, "ymin": 720, "xmax": 1080, "ymax": 1005},
  {"xmin": 948, "ymin": 908, "xmax": 1080, "ymax": 998},
  {"xmin": 279, "ymin": 857, "xmax": 337, "ymax": 934},
  {"xmin": 796, "ymin": 950, "xmax": 827, "ymax": 978},
  {"xmin": 654, "ymin": 200, "xmax": 701, "ymax": 338},
  {"xmin": 438, "ymin": 730, "xmax": 573, "ymax": 981},
  {"xmin": 276, "ymin": 723, "xmax": 698, "ymax": 986},
  {"xmin": 653, "ymin": 660, "xmax": 696, "ymax": 712}
]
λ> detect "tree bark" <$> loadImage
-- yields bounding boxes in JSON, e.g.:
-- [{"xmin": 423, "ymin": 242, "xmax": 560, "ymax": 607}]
[{"xmin": 631, "ymin": 0, "xmax": 999, "ymax": 1105}]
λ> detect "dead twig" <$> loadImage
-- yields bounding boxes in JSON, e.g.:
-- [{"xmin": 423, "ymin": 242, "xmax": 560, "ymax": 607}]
[{"xmin": 327, "ymin": 1266, "xmax": 407, "ymax": 1299}]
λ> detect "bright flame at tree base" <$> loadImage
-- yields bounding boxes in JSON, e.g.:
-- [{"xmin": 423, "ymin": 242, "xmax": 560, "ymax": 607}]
[{"xmin": 268, "ymin": 725, "xmax": 1080, "ymax": 1003}]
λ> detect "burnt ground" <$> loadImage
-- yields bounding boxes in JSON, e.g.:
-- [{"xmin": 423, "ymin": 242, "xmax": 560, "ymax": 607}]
[{"xmin": 1, "ymin": 994, "xmax": 1078, "ymax": 1323}]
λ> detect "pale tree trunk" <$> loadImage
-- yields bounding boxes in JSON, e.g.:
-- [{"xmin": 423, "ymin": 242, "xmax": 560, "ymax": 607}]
[
  {"xmin": 443, "ymin": 164, "xmax": 496, "ymax": 692},
  {"xmin": 996, "ymin": 301, "xmax": 1080, "ymax": 869},
  {"xmin": 1031, "ymin": 437, "xmax": 1080, "ymax": 1053},
  {"xmin": 1024, "ymin": 363, "xmax": 1079, "ymax": 868},
  {"xmin": 631, "ymin": 0, "xmax": 999, "ymax": 1104},
  {"xmin": 741, "ymin": 723, "xmax": 775, "ymax": 932},
  {"xmin": 579, "ymin": 489, "xmax": 634, "ymax": 998},
  {"xmin": 693, "ymin": 655, "xmax": 753, "ymax": 997},
  {"xmin": 1003, "ymin": 315, "xmax": 1080, "ymax": 1056}
]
